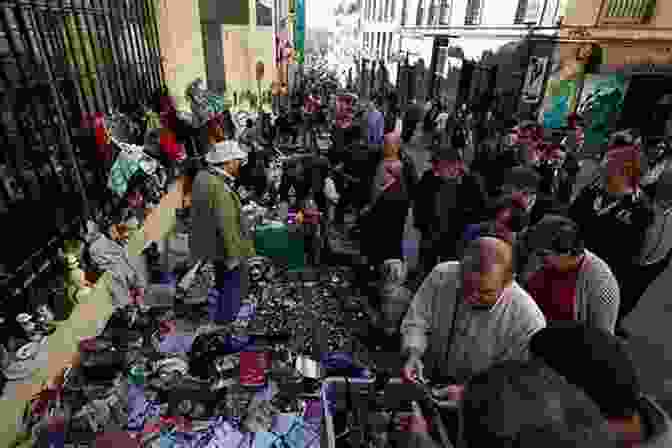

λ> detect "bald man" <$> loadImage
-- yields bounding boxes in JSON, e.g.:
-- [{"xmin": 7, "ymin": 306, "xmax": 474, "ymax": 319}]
[{"xmin": 401, "ymin": 237, "xmax": 546, "ymax": 384}]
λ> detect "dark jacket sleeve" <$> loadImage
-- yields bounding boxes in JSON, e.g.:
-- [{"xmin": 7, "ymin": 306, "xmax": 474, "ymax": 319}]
[
  {"xmin": 413, "ymin": 171, "xmax": 435, "ymax": 234},
  {"xmin": 463, "ymin": 173, "xmax": 488, "ymax": 224},
  {"xmin": 402, "ymin": 150, "xmax": 419, "ymax": 197}
]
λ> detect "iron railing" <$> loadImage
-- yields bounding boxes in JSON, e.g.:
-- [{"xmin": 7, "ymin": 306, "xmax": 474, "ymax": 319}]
[
  {"xmin": 603, "ymin": 0, "xmax": 656, "ymax": 23},
  {"xmin": 0, "ymin": 0, "xmax": 163, "ymax": 308}
]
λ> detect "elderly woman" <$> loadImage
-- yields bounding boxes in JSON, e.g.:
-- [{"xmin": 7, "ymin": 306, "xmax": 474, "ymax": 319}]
[{"xmin": 360, "ymin": 131, "xmax": 418, "ymax": 272}]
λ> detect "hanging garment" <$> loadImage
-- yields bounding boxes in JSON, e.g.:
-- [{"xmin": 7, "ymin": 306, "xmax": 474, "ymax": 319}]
[{"xmin": 108, "ymin": 142, "xmax": 144, "ymax": 197}]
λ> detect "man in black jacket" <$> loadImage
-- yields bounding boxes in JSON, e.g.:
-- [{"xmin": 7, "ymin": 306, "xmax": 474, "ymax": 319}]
[{"xmin": 413, "ymin": 145, "xmax": 487, "ymax": 277}]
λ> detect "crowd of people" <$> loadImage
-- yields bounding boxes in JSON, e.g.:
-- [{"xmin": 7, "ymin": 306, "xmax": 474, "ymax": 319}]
[{"xmin": 188, "ymin": 81, "xmax": 672, "ymax": 446}]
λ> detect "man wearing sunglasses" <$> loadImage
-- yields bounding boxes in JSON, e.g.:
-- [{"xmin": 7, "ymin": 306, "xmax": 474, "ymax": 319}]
[{"xmin": 523, "ymin": 215, "xmax": 620, "ymax": 334}]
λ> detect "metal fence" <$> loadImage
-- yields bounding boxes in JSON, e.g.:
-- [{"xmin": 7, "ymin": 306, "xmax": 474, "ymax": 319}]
[{"xmin": 0, "ymin": 0, "xmax": 163, "ymax": 309}]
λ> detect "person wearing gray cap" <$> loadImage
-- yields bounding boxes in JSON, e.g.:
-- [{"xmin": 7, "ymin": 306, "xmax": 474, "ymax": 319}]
[{"xmin": 191, "ymin": 140, "xmax": 255, "ymax": 324}]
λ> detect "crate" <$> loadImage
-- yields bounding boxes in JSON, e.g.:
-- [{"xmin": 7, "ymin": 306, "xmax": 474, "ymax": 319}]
[{"xmin": 321, "ymin": 377, "xmax": 459, "ymax": 448}]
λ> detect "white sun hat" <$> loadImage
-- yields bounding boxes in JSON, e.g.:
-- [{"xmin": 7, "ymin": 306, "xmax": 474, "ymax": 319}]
[{"xmin": 205, "ymin": 140, "xmax": 247, "ymax": 165}]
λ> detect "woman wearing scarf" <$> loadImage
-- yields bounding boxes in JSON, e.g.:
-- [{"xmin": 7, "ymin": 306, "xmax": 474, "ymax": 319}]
[
  {"xmin": 569, "ymin": 132, "xmax": 654, "ymax": 338},
  {"xmin": 360, "ymin": 130, "xmax": 418, "ymax": 273}
]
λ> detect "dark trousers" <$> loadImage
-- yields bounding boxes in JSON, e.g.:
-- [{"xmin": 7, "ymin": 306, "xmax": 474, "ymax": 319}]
[
  {"xmin": 402, "ymin": 119, "xmax": 418, "ymax": 143},
  {"xmin": 617, "ymin": 252, "xmax": 672, "ymax": 326}
]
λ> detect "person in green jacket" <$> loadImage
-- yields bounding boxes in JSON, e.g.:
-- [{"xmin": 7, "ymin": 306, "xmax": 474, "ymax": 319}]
[{"xmin": 191, "ymin": 140, "xmax": 255, "ymax": 323}]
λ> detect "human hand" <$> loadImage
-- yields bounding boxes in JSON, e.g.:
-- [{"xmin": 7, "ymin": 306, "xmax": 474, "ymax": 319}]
[{"xmin": 401, "ymin": 352, "xmax": 425, "ymax": 384}]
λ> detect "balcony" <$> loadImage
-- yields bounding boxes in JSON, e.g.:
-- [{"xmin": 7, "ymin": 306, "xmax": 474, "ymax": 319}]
[
  {"xmin": 601, "ymin": 0, "xmax": 656, "ymax": 24},
  {"xmin": 464, "ymin": 0, "xmax": 483, "ymax": 25}
]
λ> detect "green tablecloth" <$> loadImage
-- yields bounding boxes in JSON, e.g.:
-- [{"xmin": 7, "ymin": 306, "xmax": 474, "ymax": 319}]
[{"xmin": 254, "ymin": 223, "xmax": 305, "ymax": 271}]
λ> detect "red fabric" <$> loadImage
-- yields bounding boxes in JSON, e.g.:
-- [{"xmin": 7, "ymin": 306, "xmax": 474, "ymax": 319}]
[
  {"xmin": 159, "ymin": 130, "xmax": 186, "ymax": 161},
  {"xmin": 302, "ymin": 207, "xmax": 321, "ymax": 225},
  {"xmin": 304, "ymin": 95, "xmax": 321, "ymax": 114},
  {"xmin": 526, "ymin": 267, "xmax": 580, "ymax": 322}
]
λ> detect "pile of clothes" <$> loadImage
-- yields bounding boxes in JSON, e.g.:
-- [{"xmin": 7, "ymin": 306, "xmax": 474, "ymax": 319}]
[{"xmin": 19, "ymin": 304, "xmax": 321, "ymax": 448}]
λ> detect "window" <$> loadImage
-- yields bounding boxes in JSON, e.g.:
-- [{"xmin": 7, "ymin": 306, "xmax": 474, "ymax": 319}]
[
  {"xmin": 384, "ymin": 0, "xmax": 390, "ymax": 19},
  {"xmin": 428, "ymin": 0, "xmax": 438, "ymax": 25},
  {"xmin": 391, "ymin": 0, "xmax": 396, "ymax": 20},
  {"xmin": 372, "ymin": 0, "xmax": 376, "ymax": 21},
  {"xmin": 514, "ymin": 0, "xmax": 527, "ymax": 23},
  {"xmin": 603, "ymin": 0, "xmax": 656, "ymax": 23},
  {"xmin": 381, "ymin": 33, "xmax": 387, "ymax": 59},
  {"xmin": 439, "ymin": 0, "xmax": 451, "ymax": 24},
  {"xmin": 465, "ymin": 0, "xmax": 483, "ymax": 25},
  {"xmin": 416, "ymin": 0, "xmax": 425, "ymax": 25},
  {"xmin": 401, "ymin": 0, "xmax": 408, "ymax": 24},
  {"xmin": 387, "ymin": 33, "xmax": 393, "ymax": 60},
  {"xmin": 379, "ymin": 0, "xmax": 385, "ymax": 20},
  {"xmin": 435, "ymin": 47, "xmax": 449, "ymax": 77}
]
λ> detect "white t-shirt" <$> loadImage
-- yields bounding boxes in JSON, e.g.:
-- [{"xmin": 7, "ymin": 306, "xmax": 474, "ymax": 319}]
[{"xmin": 435, "ymin": 112, "xmax": 450, "ymax": 131}]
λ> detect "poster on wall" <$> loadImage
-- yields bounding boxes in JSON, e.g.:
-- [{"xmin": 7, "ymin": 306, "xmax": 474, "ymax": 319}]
[
  {"xmin": 577, "ymin": 73, "xmax": 629, "ymax": 152},
  {"xmin": 294, "ymin": 0, "xmax": 305, "ymax": 65},
  {"xmin": 540, "ymin": 78, "xmax": 576, "ymax": 129},
  {"xmin": 522, "ymin": 56, "xmax": 549, "ymax": 104}
]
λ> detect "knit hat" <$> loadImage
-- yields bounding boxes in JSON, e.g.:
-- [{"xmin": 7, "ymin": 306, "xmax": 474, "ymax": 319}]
[
  {"xmin": 502, "ymin": 166, "xmax": 541, "ymax": 192},
  {"xmin": 525, "ymin": 214, "xmax": 583, "ymax": 255},
  {"xmin": 205, "ymin": 140, "xmax": 247, "ymax": 165},
  {"xmin": 530, "ymin": 322, "xmax": 641, "ymax": 419},
  {"xmin": 431, "ymin": 145, "xmax": 462, "ymax": 163}
]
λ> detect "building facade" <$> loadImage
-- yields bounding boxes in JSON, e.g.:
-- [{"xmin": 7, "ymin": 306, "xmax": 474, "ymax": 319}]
[
  {"xmin": 548, "ymin": 0, "xmax": 671, "ymax": 139},
  {"xmin": 363, "ymin": 0, "xmax": 563, "ymax": 115}
]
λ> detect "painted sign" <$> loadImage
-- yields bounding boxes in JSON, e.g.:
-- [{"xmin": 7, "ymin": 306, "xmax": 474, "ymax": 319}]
[
  {"xmin": 540, "ymin": 78, "xmax": 576, "ymax": 129},
  {"xmin": 577, "ymin": 74, "xmax": 629, "ymax": 154},
  {"xmin": 294, "ymin": 0, "xmax": 305, "ymax": 65},
  {"xmin": 522, "ymin": 56, "xmax": 549, "ymax": 103}
]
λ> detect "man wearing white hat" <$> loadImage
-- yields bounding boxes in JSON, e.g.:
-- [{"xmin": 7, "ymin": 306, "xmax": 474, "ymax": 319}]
[{"xmin": 191, "ymin": 140, "xmax": 255, "ymax": 323}]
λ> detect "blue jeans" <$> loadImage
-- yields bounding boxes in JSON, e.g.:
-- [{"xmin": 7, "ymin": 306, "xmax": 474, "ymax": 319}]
[{"xmin": 212, "ymin": 262, "xmax": 242, "ymax": 323}]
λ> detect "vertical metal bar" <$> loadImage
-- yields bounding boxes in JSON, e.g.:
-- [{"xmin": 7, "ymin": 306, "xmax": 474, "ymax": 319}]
[
  {"xmin": 140, "ymin": 0, "xmax": 162, "ymax": 91},
  {"xmin": 63, "ymin": 0, "xmax": 104, "ymax": 112},
  {"xmin": 5, "ymin": 6, "xmax": 49, "ymax": 203},
  {"xmin": 79, "ymin": 0, "xmax": 110, "ymax": 112},
  {"xmin": 30, "ymin": 6, "xmax": 81, "ymax": 193},
  {"xmin": 133, "ymin": 0, "xmax": 158, "ymax": 93},
  {"xmin": 85, "ymin": 0, "xmax": 122, "ymax": 109},
  {"xmin": 110, "ymin": 0, "xmax": 140, "ymax": 102},
  {"xmin": 121, "ymin": 0, "xmax": 146, "ymax": 103},
  {"xmin": 128, "ymin": 0, "xmax": 153, "ymax": 95},
  {"xmin": 97, "ymin": 0, "xmax": 130, "ymax": 106},
  {"xmin": 52, "ymin": 1, "xmax": 91, "ymax": 121},
  {"xmin": 17, "ymin": 3, "xmax": 91, "ymax": 220},
  {"xmin": 144, "ymin": 0, "xmax": 165, "ymax": 86}
]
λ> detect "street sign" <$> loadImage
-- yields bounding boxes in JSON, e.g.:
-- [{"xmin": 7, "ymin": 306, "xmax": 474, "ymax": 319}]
[{"xmin": 522, "ymin": 56, "xmax": 548, "ymax": 104}]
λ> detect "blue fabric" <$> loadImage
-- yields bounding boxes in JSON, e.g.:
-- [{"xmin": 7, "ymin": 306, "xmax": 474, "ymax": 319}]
[
  {"xmin": 367, "ymin": 110, "xmax": 384, "ymax": 145},
  {"xmin": 208, "ymin": 268, "xmax": 242, "ymax": 323},
  {"xmin": 252, "ymin": 415, "xmax": 320, "ymax": 448},
  {"xmin": 158, "ymin": 333, "xmax": 196, "ymax": 355},
  {"xmin": 463, "ymin": 223, "xmax": 482, "ymax": 244}
]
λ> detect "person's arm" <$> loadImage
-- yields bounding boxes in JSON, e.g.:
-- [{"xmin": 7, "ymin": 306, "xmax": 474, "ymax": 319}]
[
  {"xmin": 583, "ymin": 260, "xmax": 620, "ymax": 335},
  {"xmin": 400, "ymin": 267, "xmax": 441, "ymax": 358},
  {"xmin": 494, "ymin": 292, "xmax": 546, "ymax": 363},
  {"xmin": 212, "ymin": 182, "xmax": 255, "ymax": 258}
]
